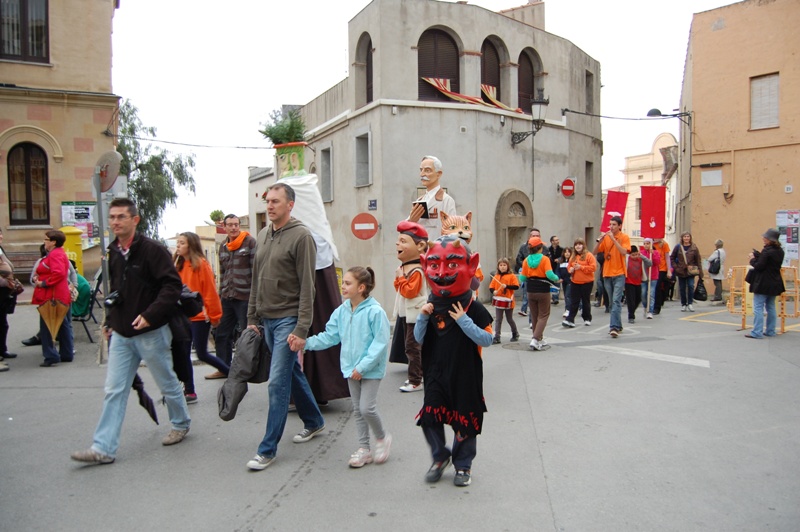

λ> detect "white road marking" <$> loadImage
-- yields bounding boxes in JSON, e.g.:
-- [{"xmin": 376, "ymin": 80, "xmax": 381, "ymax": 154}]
[{"xmin": 578, "ymin": 345, "xmax": 710, "ymax": 368}]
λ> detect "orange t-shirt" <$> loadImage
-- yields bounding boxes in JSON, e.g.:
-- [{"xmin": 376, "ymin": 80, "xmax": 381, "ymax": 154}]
[
  {"xmin": 596, "ymin": 232, "xmax": 631, "ymax": 277},
  {"xmin": 654, "ymin": 241, "xmax": 671, "ymax": 272},
  {"xmin": 489, "ymin": 271, "xmax": 519, "ymax": 308}
]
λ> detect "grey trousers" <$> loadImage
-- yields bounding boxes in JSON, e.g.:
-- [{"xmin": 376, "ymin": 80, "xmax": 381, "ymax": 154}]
[{"xmin": 348, "ymin": 378, "xmax": 386, "ymax": 450}]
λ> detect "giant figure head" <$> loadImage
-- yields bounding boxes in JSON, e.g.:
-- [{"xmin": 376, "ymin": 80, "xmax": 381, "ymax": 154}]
[
  {"xmin": 421, "ymin": 235, "xmax": 480, "ymax": 298},
  {"xmin": 440, "ymin": 211, "xmax": 472, "ymax": 244}
]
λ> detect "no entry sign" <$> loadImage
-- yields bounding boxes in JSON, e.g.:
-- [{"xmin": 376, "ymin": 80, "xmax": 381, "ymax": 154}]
[
  {"xmin": 561, "ymin": 177, "xmax": 576, "ymax": 198},
  {"xmin": 351, "ymin": 212, "xmax": 379, "ymax": 240}
]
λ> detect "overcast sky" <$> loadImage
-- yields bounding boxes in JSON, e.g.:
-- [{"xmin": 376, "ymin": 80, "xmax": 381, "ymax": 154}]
[{"xmin": 111, "ymin": 0, "xmax": 734, "ymax": 236}]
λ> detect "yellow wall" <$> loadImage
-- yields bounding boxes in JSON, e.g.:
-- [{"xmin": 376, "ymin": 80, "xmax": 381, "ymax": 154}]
[
  {"xmin": 687, "ymin": 0, "xmax": 800, "ymax": 274},
  {"xmin": 0, "ymin": 1, "xmax": 119, "ymax": 254}
]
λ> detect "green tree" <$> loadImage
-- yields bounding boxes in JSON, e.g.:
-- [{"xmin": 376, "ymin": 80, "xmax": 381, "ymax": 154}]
[
  {"xmin": 210, "ymin": 210, "xmax": 224, "ymax": 223},
  {"xmin": 117, "ymin": 99, "xmax": 196, "ymax": 238}
]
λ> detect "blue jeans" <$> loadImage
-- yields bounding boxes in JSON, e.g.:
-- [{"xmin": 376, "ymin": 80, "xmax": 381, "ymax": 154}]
[
  {"xmin": 751, "ymin": 293, "xmax": 777, "ymax": 338},
  {"xmin": 40, "ymin": 306, "xmax": 74, "ymax": 363},
  {"xmin": 92, "ymin": 326, "xmax": 190, "ymax": 458},
  {"xmin": 422, "ymin": 424, "xmax": 477, "ymax": 471},
  {"xmin": 603, "ymin": 275, "xmax": 625, "ymax": 331},
  {"xmin": 642, "ymin": 280, "xmax": 658, "ymax": 313},
  {"xmin": 257, "ymin": 317, "xmax": 324, "ymax": 458},
  {"xmin": 678, "ymin": 276, "xmax": 696, "ymax": 306},
  {"xmin": 519, "ymin": 279, "xmax": 528, "ymax": 312},
  {"xmin": 216, "ymin": 298, "xmax": 248, "ymax": 365},
  {"xmin": 191, "ymin": 321, "xmax": 229, "ymax": 374}
]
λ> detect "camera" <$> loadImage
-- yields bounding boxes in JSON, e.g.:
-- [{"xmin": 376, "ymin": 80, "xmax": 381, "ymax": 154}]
[{"xmin": 104, "ymin": 290, "xmax": 123, "ymax": 308}]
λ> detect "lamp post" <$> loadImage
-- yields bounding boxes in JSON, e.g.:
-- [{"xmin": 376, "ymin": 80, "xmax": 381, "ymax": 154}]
[
  {"xmin": 647, "ymin": 108, "xmax": 693, "ymax": 236},
  {"xmin": 511, "ymin": 90, "xmax": 550, "ymax": 146}
]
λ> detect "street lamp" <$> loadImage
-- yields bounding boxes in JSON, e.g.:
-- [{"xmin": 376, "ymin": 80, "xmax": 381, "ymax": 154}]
[
  {"xmin": 511, "ymin": 90, "xmax": 550, "ymax": 146},
  {"xmin": 647, "ymin": 107, "xmax": 693, "ymax": 236},
  {"xmin": 647, "ymin": 108, "xmax": 691, "ymax": 128}
]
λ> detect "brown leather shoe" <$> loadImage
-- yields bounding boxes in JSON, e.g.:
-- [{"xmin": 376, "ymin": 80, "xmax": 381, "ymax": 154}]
[{"xmin": 204, "ymin": 371, "xmax": 226, "ymax": 380}]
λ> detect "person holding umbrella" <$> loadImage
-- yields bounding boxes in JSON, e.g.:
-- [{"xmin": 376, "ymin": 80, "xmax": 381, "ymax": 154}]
[{"xmin": 32, "ymin": 230, "xmax": 73, "ymax": 367}]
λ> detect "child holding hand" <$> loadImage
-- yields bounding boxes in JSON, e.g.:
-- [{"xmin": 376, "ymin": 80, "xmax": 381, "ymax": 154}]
[{"xmin": 296, "ymin": 266, "xmax": 392, "ymax": 468}]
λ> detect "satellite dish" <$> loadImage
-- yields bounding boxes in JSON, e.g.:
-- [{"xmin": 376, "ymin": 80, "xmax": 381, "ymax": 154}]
[{"xmin": 96, "ymin": 151, "xmax": 123, "ymax": 192}]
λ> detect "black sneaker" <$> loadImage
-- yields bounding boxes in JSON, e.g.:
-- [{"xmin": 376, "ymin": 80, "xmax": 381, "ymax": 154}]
[
  {"xmin": 425, "ymin": 457, "xmax": 451, "ymax": 483},
  {"xmin": 510, "ymin": 334, "xmax": 519, "ymax": 342},
  {"xmin": 492, "ymin": 337, "xmax": 501, "ymax": 345},
  {"xmin": 454, "ymin": 469, "xmax": 472, "ymax": 487}
]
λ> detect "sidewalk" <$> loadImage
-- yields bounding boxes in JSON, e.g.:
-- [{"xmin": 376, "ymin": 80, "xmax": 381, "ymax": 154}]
[{"xmin": 1, "ymin": 299, "xmax": 798, "ymax": 531}]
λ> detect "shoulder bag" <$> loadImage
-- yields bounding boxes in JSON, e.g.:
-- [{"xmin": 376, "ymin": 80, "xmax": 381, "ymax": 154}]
[
  {"xmin": 708, "ymin": 250, "xmax": 721, "ymax": 275},
  {"xmin": 680, "ymin": 245, "xmax": 700, "ymax": 276}
]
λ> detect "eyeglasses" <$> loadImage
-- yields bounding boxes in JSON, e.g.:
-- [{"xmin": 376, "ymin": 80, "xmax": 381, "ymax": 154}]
[{"xmin": 108, "ymin": 215, "xmax": 131, "ymax": 221}]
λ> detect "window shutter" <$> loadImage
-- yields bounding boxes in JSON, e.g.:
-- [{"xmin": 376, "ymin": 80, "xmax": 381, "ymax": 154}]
[
  {"xmin": 750, "ymin": 74, "xmax": 779, "ymax": 130},
  {"xmin": 518, "ymin": 54, "xmax": 533, "ymax": 114},
  {"xmin": 481, "ymin": 41, "xmax": 500, "ymax": 104},
  {"xmin": 418, "ymin": 30, "xmax": 459, "ymax": 101}
]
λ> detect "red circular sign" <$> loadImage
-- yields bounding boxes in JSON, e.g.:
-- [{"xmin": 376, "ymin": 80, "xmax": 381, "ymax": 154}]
[
  {"xmin": 351, "ymin": 213, "xmax": 379, "ymax": 240},
  {"xmin": 561, "ymin": 178, "xmax": 576, "ymax": 197}
]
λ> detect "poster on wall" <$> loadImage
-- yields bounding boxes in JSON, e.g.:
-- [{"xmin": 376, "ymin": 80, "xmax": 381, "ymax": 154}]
[
  {"xmin": 776, "ymin": 209, "xmax": 799, "ymax": 267},
  {"xmin": 61, "ymin": 202, "xmax": 100, "ymax": 249}
]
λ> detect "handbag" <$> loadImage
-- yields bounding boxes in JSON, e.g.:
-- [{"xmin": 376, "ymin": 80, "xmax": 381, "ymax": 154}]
[
  {"xmin": 745, "ymin": 267, "xmax": 755, "ymax": 285},
  {"xmin": 177, "ymin": 284, "xmax": 204, "ymax": 318},
  {"xmin": 680, "ymin": 245, "xmax": 700, "ymax": 276},
  {"xmin": 708, "ymin": 250, "xmax": 721, "ymax": 275},
  {"xmin": 694, "ymin": 280, "xmax": 708, "ymax": 301}
]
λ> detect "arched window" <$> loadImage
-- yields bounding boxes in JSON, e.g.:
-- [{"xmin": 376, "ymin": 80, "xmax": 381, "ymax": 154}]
[
  {"xmin": 518, "ymin": 50, "xmax": 544, "ymax": 115},
  {"xmin": 481, "ymin": 40, "xmax": 500, "ymax": 104},
  {"xmin": 365, "ymin": 37, "xmax": 373, "ymax": 104},
  {"xmin": 417, "ymin": 29, "xmax": 459, "ymax": 101},
  {"xmin": 7, "ymin": 142, "xmax": 49, "ymax": 225}
]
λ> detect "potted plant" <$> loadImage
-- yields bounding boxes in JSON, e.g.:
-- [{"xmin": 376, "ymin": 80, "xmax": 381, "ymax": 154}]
[{"xmin": 260, "ymin": 109, "xmax": 307, "ymax": 178}]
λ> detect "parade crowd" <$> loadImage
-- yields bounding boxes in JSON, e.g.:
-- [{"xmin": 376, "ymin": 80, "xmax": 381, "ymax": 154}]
[{"xmin": 0, "ymin": 156, "xmax": 787, "ymax": 488}]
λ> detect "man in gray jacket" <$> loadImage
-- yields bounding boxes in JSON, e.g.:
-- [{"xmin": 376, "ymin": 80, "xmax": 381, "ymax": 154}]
[{"xmin": 245, "ymin": 183, "xmax": 324, "ymax": 471}]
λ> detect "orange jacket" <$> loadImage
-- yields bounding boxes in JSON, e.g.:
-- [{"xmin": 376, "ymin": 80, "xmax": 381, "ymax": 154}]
[
  {"xmin": 178, "ymin": 259, "xmax": 223, "ymax": 324},
  {"xmin": 568, "ymin": 252, "xmax": 597, "ymax": 285}
]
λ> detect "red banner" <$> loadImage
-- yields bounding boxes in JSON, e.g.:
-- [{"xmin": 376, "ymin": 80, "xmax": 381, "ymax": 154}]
[
  {"xmin": 640, "ymin": 186, "xmax": 666, "ymax": 239},
  {"xmin": 601, "ymin": 190, "xmax": 628, "ymax": 232}
]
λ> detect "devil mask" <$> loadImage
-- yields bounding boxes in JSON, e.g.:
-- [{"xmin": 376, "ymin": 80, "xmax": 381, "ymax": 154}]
[{"xmin": 421, "ymin": 235, "xmax": 480, "ymax": 297}]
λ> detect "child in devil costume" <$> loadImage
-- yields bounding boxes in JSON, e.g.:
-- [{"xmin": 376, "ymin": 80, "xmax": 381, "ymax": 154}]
[{"xmin": 414, "ymin": 235, "xmax": 493, "ymax": 487}]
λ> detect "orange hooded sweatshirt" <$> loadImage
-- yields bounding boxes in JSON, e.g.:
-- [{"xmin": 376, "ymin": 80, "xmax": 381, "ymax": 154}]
[{"xmin": 178, "ymin": 259, "xmax": 223, "ymax": 324}]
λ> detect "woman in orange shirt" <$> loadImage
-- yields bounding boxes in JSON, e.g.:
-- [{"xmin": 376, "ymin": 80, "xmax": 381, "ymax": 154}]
[
  {"xmin": 175, "ymin": 232, "xmax": 227, "ymax": 396},
  {"xmin": 563, "ymin": 238, "xmax": 597, "ymax": 327}
]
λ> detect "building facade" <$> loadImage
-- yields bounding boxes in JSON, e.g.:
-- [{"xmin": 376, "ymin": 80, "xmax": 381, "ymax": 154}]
[
  {"xmin": 250, "ymin": 0, "xmax": 602, "ymax": 305},
  {"xmin": 0, "ymin": 0, "xmax": 120, "ymax": 273},
  {"xmin": 681, "ymin": 0, "xmax": 800, "ymax": 272}
]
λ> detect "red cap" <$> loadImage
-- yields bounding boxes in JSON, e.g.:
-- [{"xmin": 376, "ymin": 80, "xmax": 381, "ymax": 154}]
[{"xmin": 397, "ymin": 220, "xmax": 429, "ymax": 241}]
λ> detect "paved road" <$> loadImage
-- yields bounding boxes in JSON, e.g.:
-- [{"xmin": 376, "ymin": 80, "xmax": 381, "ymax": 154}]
[{"xmin": 1, "ymin": 300, "xmax": 798, "ymax": 531}]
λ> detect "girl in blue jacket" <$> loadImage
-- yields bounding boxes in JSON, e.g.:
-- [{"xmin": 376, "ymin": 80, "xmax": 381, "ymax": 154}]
[{"xmin": 301, "ymin": 266, "xmax": 392, "ymax": 468}]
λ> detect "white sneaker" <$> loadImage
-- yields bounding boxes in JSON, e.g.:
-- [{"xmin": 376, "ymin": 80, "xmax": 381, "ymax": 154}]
[
  {"xmin": 374, "ymin": 433, "xmax": 392, "ymax": 464},
  {"xmin": 399, "ymin": 382, "xmax": 423, "ymax": 393},
  {"xmin": 688, "ymin": 304, "xmax": 694, "ymax": 312},
  {"xmin": 529, "ymin": 338, "xmax": 541, "ymax": 351},
  {"xmin": 562, "ymin": 320, "xmax": 576, "ymax": 328},
  {"xmin": 562, "ymin": 311, "xmax": 569, "ymax": 318},
  {"xmin": 539, "ymin": 339, "xmax": 549, "ymax": 347},
  {"xmin": 584, "ymin": 320, "xmax": 591, "ymax": 326},
  {"xmin": 681, "ymin": 306, "xmax": 687, "ymax": 312},
  {"xmin": 348, "ymin": 448, "xmax": 373, "ymax": 468},
  {"xmin": 646, "ymin": 313, "xmax": 653, "ymax": 319}
]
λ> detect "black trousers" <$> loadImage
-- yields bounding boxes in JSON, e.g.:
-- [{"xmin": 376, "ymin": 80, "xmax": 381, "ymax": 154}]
[{"xmin": 625, "ymin": 283, "xmax": 642, "ymax": 320}]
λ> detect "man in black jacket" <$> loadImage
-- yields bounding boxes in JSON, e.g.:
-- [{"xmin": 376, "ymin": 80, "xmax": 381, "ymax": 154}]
[{"xmin": 71, "ymin": 198, "xmax": 190, "ymax": 465}]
